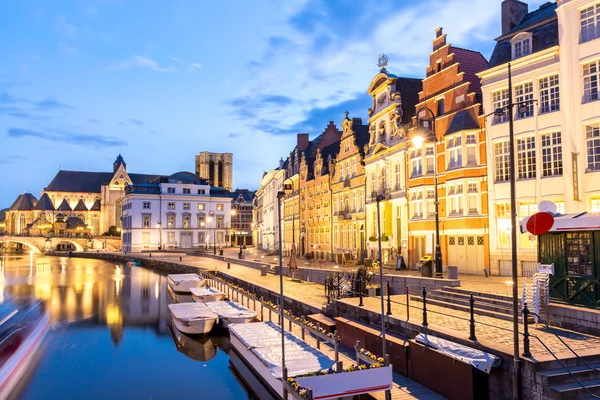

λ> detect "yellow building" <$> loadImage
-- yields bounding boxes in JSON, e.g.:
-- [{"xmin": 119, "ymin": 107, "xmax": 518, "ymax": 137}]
[{"xmin": 330, "ymin": 113, "xmax": 370, "ymax": 264}]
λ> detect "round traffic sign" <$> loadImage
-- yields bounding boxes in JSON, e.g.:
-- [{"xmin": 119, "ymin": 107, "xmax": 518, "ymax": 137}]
[{"xmin": 526, "ymin": 212, "xmax": 555, "ymax": 235}]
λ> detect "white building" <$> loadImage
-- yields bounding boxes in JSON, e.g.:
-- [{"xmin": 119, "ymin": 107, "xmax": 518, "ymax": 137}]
[
  {"xmin": 479, "ymin": 0, "xmax": 600, "ymax": 275},
  {"xmin": 253, "ymin": 166, "xmax": 285, "ymax": 251},
  {"xmin": 121, "ymin": 172, "xmax": 233, "ymax": 252}
]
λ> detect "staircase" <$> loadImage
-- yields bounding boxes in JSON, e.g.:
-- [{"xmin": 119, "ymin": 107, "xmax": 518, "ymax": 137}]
[
  {"xmin": 536, "ymin": 357, "xmax": 600, "ymax": 399},
  {"xmin": 410, "ymin": 287, "xmax": 532, "ymax": 322}
]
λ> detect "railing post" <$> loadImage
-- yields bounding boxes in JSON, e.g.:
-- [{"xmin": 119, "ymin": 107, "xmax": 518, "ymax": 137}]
[
  {"xmin": 359, "ymin": 277, "xmax": 364, "ymax": 307},
  {"xmin": 386, "ymin": 280, "xmax": 392, "ymax": 315},
  {"xmin": 422, "ymin": 286, "xmax": 428, "ymax": 328},
  {"xmin": 522, "ymin": 302, "xmax": 531, "ymax": 357},
  {"xmin": 334, "ymin": 330, "xmax": 339, "ymax": 362},
  {"xmin": 406, "ymin": 286, "xmax": 410, "ymax": 321},
  {"xmin": 336, "ymin": 272, "xmax": 341, "ymax": 299},
  {"xmin": 469, "ymin": 294, "xmax": 477, "ymax": 341},
  {"xmin": 282, "ymin": 366, "xmax": 288, "ymax": 400}
]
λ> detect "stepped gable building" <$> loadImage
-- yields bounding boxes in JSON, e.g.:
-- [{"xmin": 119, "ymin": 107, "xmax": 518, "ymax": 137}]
[
  {"xmin": 230, "ymin": 189, "xmax": 255, "ymax": 246},
  {"xmin": 363, "ymin": 59, "xmax": 422, "ymax": 266},
  {"xmin": 330, "ymin": 114, "xmax": 370, "ymax": 264},
  {"xmin": 195, "ymin": 152, "xmax": 233, "ymax": 192},
  {"xmin": 403, "ymin": 28, "xmax": 489, "ymax": 273},
  {"xmin": 479, "ymin": 0, "xmax": 600, "ymax": 277},
  {"xmin": 282, "ymin": 124, "xmax": 342, "ymax": 256}
]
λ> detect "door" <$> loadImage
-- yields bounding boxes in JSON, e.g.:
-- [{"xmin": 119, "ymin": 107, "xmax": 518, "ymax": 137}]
[{"xmin": 180, "ymin": 233, "xmax": 192, "ymax": 249}]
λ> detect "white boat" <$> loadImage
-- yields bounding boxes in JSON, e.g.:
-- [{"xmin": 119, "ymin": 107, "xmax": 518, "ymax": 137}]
[
  {"xmin": 205, "ymin": 301, "xmax": 256, "ymax": 328},
  {"xmin": 169, "ymin": 323, "xmax": 218, "ymax": 362},
  {"xmin": 190, "ymin": 287, "xmax": 225, "ymax": 303},
  {"xmin": 167, "ymin": 273, "xmax": 206, "ymax": 293},
  {"xmin": 168, "ymin": 303, "xmax": 218, "ymax": 335},
  {"xmin": 167, "ymin": 284, "xmax": 194, "ymax": 303},
  {"xmin": 229, "ymin": 322, "xmax": 393, "ymax": 400}
]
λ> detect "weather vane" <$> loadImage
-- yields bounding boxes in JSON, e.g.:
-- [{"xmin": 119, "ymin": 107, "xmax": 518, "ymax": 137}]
[{"xmin": 377, "ymin": 53, "xmax": 389, "ymax": 69}]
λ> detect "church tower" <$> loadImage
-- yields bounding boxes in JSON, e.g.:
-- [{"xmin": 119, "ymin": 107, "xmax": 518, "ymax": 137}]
[
  {"xmin": 113, "ymin": 154, "xmax": 126, "ymax": 173},
  {"xmin": 195, "ymin": 152, "xmax": 233, "ymax": 191}
]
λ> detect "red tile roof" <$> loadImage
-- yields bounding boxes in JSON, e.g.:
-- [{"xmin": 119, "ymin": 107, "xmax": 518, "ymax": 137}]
[{"xmin": 450, "ymin": 46, "xmax": 488, "ymax": 96}]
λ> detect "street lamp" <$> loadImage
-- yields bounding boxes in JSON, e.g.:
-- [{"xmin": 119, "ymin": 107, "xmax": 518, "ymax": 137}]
[
  {"xmin": 371, "ymin": 192, "xmax": 388, "ymax": 363},
  {"xmin": 207, "ymin": 211, "xmax": 216, "ymax": 255},
  {"xmin": 283, "ymin": 178, "xmax": 295, "ymax": 256},
  {"xmin": 277, "ymin": 186, "xmax": 289, "ymax": 399},
  {"xmin": 414, "ymin": 106, "xmax": 443, "ymax": 278},
  {"xmin": 156, "ymin": 220, "xmax": 162, "ymax": 251}
]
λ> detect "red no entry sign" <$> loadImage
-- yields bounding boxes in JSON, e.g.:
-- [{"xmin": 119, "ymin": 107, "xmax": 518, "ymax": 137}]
[{"xmin": 526, "ymin": 212, "xmax": 555, "ymax": 235}]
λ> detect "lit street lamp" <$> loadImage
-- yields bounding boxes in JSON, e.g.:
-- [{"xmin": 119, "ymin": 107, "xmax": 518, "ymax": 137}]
[
  {"xmin": 371, "ymin": 192, "xmax": 388, "ymax": 364},
  {"xmin": 277, "ymin": 184, "xmax": 289, "ymax": 399},
  {"xmin": 414, "ymin": 106, "xmax": 442, "ymax": 278}
]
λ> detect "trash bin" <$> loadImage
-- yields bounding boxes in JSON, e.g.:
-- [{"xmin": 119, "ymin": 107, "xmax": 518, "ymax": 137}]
[
  {"xmin": 447, "ymin": 266, "xmax": 458, "ymax": 280},
  {"xmin": 261, "ymin": 265, "xmax": 267, "ymax": 276},
  {"xmin": 417, "ymin": 256, "xmax": 433, "ymax": 277},
  {"xmin": 219, "ymin": 249, "xmax": 224, "ymax": 256}
]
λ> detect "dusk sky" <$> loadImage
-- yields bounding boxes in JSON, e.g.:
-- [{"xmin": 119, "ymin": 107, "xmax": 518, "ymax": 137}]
[{"xmin": 1, "ymin": 0, "xmax": 546, "ymax": 207}]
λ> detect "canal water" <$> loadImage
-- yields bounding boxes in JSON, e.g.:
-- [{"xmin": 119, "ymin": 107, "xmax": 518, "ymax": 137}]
[{"xmin": 0, "ymin": 254, "xmax": 255, "ymax": 399}]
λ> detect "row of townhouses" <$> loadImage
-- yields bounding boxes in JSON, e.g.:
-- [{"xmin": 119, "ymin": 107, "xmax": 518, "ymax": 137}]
[{"xmin": 252, "ymin": 0, "xmax": 600, "ymax": 277}]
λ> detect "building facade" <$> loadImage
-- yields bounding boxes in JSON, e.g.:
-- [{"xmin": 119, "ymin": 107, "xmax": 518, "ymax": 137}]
[
  {"xmin": 121, "ymin": 172, "xmax": 232, "ymax": 252},
  {"xmin": 230, "ymin": 189, "xmax": 255, "ymax": 246},
  {"xmin": 479, "ymin": 0, "xmax": 600, "ymax": 276},
  {"xmin": 364, "ymin": 66, "xmax": 422, "ymax": 267},
  {"xmin": 254, "ymin": 166, "xmax": 285, "ymax": 251},
  {"xmin": 195, "ymin": 152, "xmax": 233, "ymax": 191}
]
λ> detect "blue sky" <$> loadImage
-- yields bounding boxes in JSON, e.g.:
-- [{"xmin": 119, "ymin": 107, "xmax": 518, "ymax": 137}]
[{"xmin": 0, "ymin": 0, "xmax": 546, "ymax": 206}]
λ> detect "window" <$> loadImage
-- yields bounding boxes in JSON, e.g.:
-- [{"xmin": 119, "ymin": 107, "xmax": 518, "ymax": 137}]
[
  {"xmin": 197, "ymin": 189, "xmax": 206, "ymax": 195},
  {"xmin": 567, "ymin": 232, "xmax": 593, "ymax": 275},
  {"xmin": 183, "ymin": 203, "xmax": 190, "ymax": 210},
  {"xmin": 539, "ymin": 75, "xmax": 560, "ymax": 113},
  {"xmin": 167, "ymin": 214, "xmax": 175, "ymax": 228},
  {"xmin": 183, "ymin": 215, "xmax": 190, "ymax": 228},
  {"xmin": 581, "ymin": 4, "xmax": 600, "ymax": 43},
  {"xmin": 143, "ymin": 214, "xmax": 151, "ymax": 228},
  {"xmin": 167, "ymin": 232, "xmax": 175, "ymax": 244},
  {"xmin": 583, "ymin": 60, "xmax": 599, "ymax": 102},
  {"xmin": 447, "ymin": 136, "xmax": 462, "ymax": 169},
  {"xmin": 217, "ymin": 217, "xmax": 223, "ymax": 228},
  {"xmin": 198, "ymin": 215, "xmax": 205, "ymax": 227},
  {"xmin": 468, "ymin": 184, "xmax": 478, "ymax": 214},
  {"xmin": 411, "ymin": 191, "xmax": 423, "ymax": 218},
  {"xmin": 586, "ymin": 123, "xmax": 600, "ymax": 171},
  {"xmin": 410, "ymin": 149, "xmax": 423, "ymax": 177},
  {"xmin": 437, "ymin": 98, "xmax": 444, "ymax": 116},
  {"xmin": 198, "ymin": 203, "xmax": 205, "ymax": 211},
  {"xmin": 394, "ymin": 163, "xmax": 401, "ymax": 190},
  {"xmin": 492, "ymin": 90, "xmax": 509, "ymax": 124},
  {"xmin": 217, "ymin": 204, "xmax": 223, "ymax": 211},
  {"xmin": 167, "ymin": 187, "xmax": 175, "ymax": 194},
  {"xmin": 447, "ymin": 184, "xmax": 464, "ymax": 216},
  {"xmin": 555, "ymin": 200, "xmax": 565, "ymax": 214},
  {"xmin": 497, "ymin": 203, "xmax": 510, "ymax": 218},
  {"xmin": 425, "ymin": 146, "xmax": 434, "ymax": 174},
  {"xmin": 183, "ymin": 188, "xmax": 191, "ymax": 194},
  {"xmin": 426, "ymin": 189, "xmax": 435, "ymax": 217},
  {"xmin": 591, "ymin": 197, "xmax": 600, "ymax": 212},
  {"xmin": 198, "ymin": 232, "xmax": 205, "ymax": 244},
  {"xmin": 167, "ymin": 202, "xmax": 175, "ymax": 210},
  {"xmin": 515, "ymin": 82, "xmax": 534, "ymax": 118},
  {"xmin": 541, "ymin": 132, "xmax": 562, "ymax": 177},
  {"xmin": 519, "ymin": 202, "xmax": 538, "ymax": 217},
  {"xmin": 517, "ymin": 137, "xmax": 536, "ymax": 180},
  {"xmin": 513, "ymin": 38, "xmax": 531, "ymax": 59}
]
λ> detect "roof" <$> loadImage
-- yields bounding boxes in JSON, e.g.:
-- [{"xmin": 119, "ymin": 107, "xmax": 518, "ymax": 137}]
[
  {"xmin": 168, "ymin": 171, "xmax": 206, "ymax": 185},
  {"xmin": 74, "ymin": 199, "xmax": 88, "ymax": 211},
  {"xmin": 489, "ymin": 2, "xmax": 558, "ymax": 68},
  {"xmin": 450, "ymin": 46, "xmax": 488, "ymax": 95},
  {"xmin": 0, "ymin": 209, "xmax": 6, "ymax": 222},
  {"xmin": 319, "ymin": 140, "xmax": 341, "ymax": 175},
  {"xmin": 395, "ymin": 78, "xmax": 423, "ymax": 124},
  {"xmin": 57, "ymin": 199, "xmax": 72, "ymax": 211},
  {"xmin": 209, "ymin": 186, "xmax": 232, "ymax": 198},
  {"xmin": 34, "ymin": 193, "xmax": 55, "ymax": 211},
  {"xmin": 445, "ymin": 111, "xmax": 480, "ymax": 136},
  {"xmin": 45, "ymin": 170, "xmax": 166, "ymax": 193},
  {"xmin": 231, "ymin": 189, "xmax": 254, "ymax": 202},
  {"xmin": 90, "ymin": 199, "xmax": 101, "ymax": 211},
  {"xmin": 10, "ymin": 193, "xmax": 38, "ymax": 211},
  {"xmin": 65, "ymin": 217, "xmax": 87, "ymax": 229}
]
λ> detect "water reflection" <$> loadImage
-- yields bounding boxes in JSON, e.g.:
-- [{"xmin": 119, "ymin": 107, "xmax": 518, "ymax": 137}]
[{"xmin": 0, "ymin": 255, "xmax": 253, "ymax": 400}]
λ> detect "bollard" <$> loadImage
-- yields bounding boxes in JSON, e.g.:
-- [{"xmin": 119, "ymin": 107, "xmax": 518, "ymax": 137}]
[
  {"xmin": 406, "ymin": 287, "xmax": 410, "ymax": 321},
  {"xmin": 227, "ymin": 262, "xmax": 230, "ymax": 270},
  {"xmin": 149, "ymin": 253, "xmax": 152, "ymax": 258},
  {"xmin": 359, "ymin": 285, "xmax": 364, "ymax": 307},
  {"xmin": 522, "ymin": 302, "xmax": 531, "ymax": 357},
  {"xmin": 422, "ymin": 286, "xmax": 428, "ymax": 328},
  {"xmin": 282, "ymin": 367, "xmax": 288, "ymax": 400},
  {"xmin": 469, "ymin": 294, "xmax": 477, "ymax": 341},
  {"xmin": 179, "ymin": 256, "xmax": 182, "ymax": 261},
  {"xmin": 386, "ymin": 281, "xmax": 392, "ymax": 315}
]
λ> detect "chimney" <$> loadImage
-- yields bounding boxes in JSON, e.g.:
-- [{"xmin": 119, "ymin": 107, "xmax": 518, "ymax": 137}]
[
  {"xmin": 279, "ymin": 158, "xmax": 284, "ymax": 169},
  {"xmin": 501, "ymin": 0, "xmax": 528, "ymax": 35},
  {"xmin": 297, "ymin": 133, "xmax": 309, "ymax": 151},
  {"xmin": 352, "ymin": 117, "xmax": 363, "ymax": 125}
]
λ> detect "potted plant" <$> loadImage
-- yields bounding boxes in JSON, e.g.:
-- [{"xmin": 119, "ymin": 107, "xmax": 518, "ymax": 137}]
[
  {"xmin": 368, "ymin": 235, "xmax": 377, "ymax": 242},
  {"xmin": 381, "ymin": 234, "xmax": 389, "ymax": 242}
]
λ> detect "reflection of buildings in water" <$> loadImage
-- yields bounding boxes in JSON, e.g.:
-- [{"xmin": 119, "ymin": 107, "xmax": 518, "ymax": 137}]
[{"xmin": 0, "ymin": 257, "xmax": 171, "ymax": 345}]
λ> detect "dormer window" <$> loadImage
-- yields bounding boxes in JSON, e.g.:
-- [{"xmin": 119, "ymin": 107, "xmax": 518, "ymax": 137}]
[{"xmin": 511, "ymin": 32, "xmax": 532, "ymax": 60}]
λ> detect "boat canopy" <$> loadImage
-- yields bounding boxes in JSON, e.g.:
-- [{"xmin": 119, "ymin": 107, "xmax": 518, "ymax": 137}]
[
  {"xmin": 229, "ymin": 322, "xmax": 335, "ymax": 378},
  {"xmin": 168, "ymin": 303, "xmax": 217, "ymax": 322},
  {"xmin": 520, "ymin": 212, "xmax": 600, "ymax": 233},
  {"xmin": 190, "ymin": 287, "xmax": 223, "ymax": 296},
  {"xmin": 205, "ymin": 301, "xmax": 256, "ymax": 319},
  {"xmin": 168, "ymin": 274, "xmax": 203, "ymax": 283}
]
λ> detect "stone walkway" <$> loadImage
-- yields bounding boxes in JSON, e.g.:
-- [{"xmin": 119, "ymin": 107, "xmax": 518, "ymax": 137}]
[{"xmin": 126, "ymin": 252, "xmax": 600, "ymax": 361}]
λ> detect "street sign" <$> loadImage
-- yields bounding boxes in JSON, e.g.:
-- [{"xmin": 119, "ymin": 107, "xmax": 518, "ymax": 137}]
[
  {"xmin": 526, "ymin": 212, "xmax": 554, "ymax": 235},
  {"xmin": 537, "ymin": 263, "xmax": 554, "ymax": 275}
]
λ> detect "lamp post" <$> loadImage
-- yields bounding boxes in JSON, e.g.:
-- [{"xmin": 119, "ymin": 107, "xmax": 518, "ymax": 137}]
[
  {"xmin": 207, "ymin": 211, "xmax": 216, "ymax": 255},
  {"xmin": 157, "ymin": 220, "xmax": 162, "ymax": 251},
  {"xmin": 277, "ymin": 187, "xmax": 288, "ymax": 399},
  {"xmin": 371, "ymin": 192, "xmax": 387, "ymax": 362},
  {"xmin": 414, "ymin": 107, "xmax": 443, "ymax": 278},
  {"xmin": 283, "ymin": 177, "xmax": 295, "ymax": 256}
]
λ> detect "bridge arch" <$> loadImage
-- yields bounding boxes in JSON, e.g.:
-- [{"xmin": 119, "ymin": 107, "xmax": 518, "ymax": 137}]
[
  {"xmin": 0, "ymin": 238, "xmax": 43, "ymax": 254},
  {"xmin": 53, "ymin": 239, "xmax": 84, "ymax": 252}
]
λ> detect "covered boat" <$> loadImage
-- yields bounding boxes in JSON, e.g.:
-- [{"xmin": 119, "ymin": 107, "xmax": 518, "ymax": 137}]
[
  {"xmin": 168, "ymin": 303, "xmax": 218, "ymax": 335},
  {"xmin": 205, "ymin": 301, "xmax": 256, "ymax": 328},
  {"xmin": 190, "ymin": 287, "xmax": 225, "ymax": 303},
  {"xmin": 167, "ymin": 273, "xmax": 205, "ymax": 293}
]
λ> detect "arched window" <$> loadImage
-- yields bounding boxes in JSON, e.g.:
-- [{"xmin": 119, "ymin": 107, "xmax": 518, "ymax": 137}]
[
  {"xmin": 19, "ymin": 214, "xmax": 25, "ymax": 235},
  {"xmin": 77, "ymin": 214, "xmax": 86, "ymax": 224},
  {"xmin": 91, "ymin": 214, "xmax": 100, "ymax": 234},
  {"xmin": 115, "ymin": 199, "xmax": 123, "ymax": 228}
]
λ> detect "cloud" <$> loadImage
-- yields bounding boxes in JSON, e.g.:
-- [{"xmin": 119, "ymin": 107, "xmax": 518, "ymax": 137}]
[
  {"xmin": 54, "ymin": 16, "xmax": 77, "ymax": 37},
  {"xmin": 59, "ymin": 42, "xmax": 77, "ymax": 55},
  {"xmin": 227, "ymin": 133, "xmax": 244, "ymax": 138},
  {"xmin": 189, "ymin": 62, "xmax": 203, "ymax": 71},
  {"xmin": 7, "ymin": 127, "xmax": 126, "ymax": 148},
  {"xmin": 88, "ymin": 119, "xmax": 99, "ymax": 123},
  {"xmin": 129, "ymin": 119, "xmax": 144, "ymax": 126},
  {"xmin": 108, "ymin": 55, "xmax": 177, "ymax": 72},
  {"xmin": 0, "ymin": 156, "xmax": 28, "ymax": 165},
  {"xmin": 0, "ymin": 92, "xmax": 19, "ymax": 104},
  {"xmin": 35, "ymin": 99, "xmax": 74, "ymax": 111}
]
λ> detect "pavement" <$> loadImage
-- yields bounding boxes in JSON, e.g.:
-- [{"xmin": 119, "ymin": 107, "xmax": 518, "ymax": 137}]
[{"xmin": 122, "ymin": 251, "xmax": 600, "ymax": 361}]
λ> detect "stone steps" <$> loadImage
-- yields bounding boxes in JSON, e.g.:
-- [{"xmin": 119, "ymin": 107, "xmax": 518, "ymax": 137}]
[{"xmin": 549, "ymin": 378, "xmax": 600, "ymax": 400}]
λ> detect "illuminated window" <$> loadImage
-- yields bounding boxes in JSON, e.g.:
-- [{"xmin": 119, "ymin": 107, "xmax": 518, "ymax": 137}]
[
  {"xmin": 539, "ymin": 75, "xmax": 560, "ymax": 113},
  {"xmin": 198, "ymin": 203, "xmax": 205, "ymax": 210},
  {"xmin": 217, "ymin": 204, "xmax": 223, "ymax": 211},
  {"xmin": 496, "ymin": 203, "xmax": 510, "ymax": 218},
  {"xmin": 541, "ymin": 132, "xmax": 562, "ymax": 177},
  {"xmin": 492, "ymin": 90, "xmax": 509, "ymax": 124},
  {"xmin": 143, "ymin": 215, "xmax": 151, "ymax": 228},
  {"xmin": 591, "ymin": 197, "xmax": 600, "ymax": 212},
  {"xmin": 555, "ymin": 200, "xmax": 565, "ymax": 214},
  {"xmin": 167, "ymin": 214, "xmax": 175, "ymax": 228},
  {"xmin": 515, "ymin": 82, "xmax": 534, "ymax": 118},
  {"xmin": 183, "ymin": 215, "xmax": 190, "ymax": 228},
  {"xmin": 583, "ymin": 60, "xmax": 600, "ymax": 103},
  {"xmin": 411, "ymin": 190, "xmax": 424, "ymax": 219},
  {"xmin": 586, "ymin": 123, "xmax": 600, "ymax": 170},
  {"xmin": 410, "ymin": 149, "xmax": 423, "ymax": 177},
  {"xmin": 494, "ymin": 142, "xmax": 510, "ymax": 182},
  {"xmin": 517, "ymin": 137, "xmax": 536, "ymax": 179}
]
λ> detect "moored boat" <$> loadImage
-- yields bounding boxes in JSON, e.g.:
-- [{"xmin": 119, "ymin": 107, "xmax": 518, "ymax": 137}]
[
  {"xmin": 168, "ymin": 303, "xmax": 218, "ymax": 335},
  {"xmin": 169, "ymin": 323, "xmax": 218, "ymax": 362},
  {"xmin": 190, "ymin": 287, "xmax": 225, "ymax": 303},
  {"xmin": 167, "ymin": 274, "xmax": 205, "ymax": 293},
  {"xmin": 205, "ymin": 301, "xmax": 256, "ymax": 328},
  {"xmin": 127, "ymin": 260, "xmax": 142, "ymax": 267},
  {"xmin": 167, "ymin": 285, "xmax": 194, "ymax": 303}
]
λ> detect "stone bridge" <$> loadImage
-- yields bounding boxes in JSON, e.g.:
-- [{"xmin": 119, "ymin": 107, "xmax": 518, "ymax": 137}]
[{"xmin": 0, "ymin": 236, "xmax": 119, "ymax": 254}]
